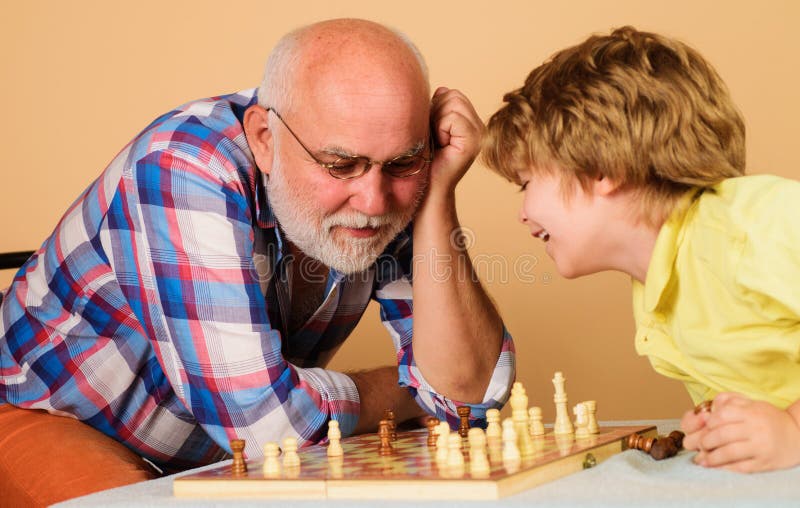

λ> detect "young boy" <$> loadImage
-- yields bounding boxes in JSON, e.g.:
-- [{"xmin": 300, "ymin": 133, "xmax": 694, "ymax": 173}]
[{"xmin": 483, "ymin": 26, "xmax": 800, "ymax": 473}]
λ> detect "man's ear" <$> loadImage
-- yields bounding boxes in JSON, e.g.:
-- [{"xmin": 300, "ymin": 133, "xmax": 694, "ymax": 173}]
[{"xmin": 243, "ymin": 105, "xmax": 274, "ymax": 176}]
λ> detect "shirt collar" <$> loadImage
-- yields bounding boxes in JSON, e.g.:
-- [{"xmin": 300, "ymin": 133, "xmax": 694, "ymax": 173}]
[{"xmin": 641, "ymin": 188, "xmax": 703, "ymax": 312}]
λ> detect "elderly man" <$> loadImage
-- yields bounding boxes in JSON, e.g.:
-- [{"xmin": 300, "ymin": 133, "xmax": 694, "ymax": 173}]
[{"xmin": 0, "ymin": 18, "xmax": 514, "ymax": 501}]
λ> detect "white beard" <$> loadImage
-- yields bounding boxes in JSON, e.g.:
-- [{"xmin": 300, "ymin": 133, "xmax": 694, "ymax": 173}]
[{"xmin": 264, "ymin": 158, "xmax": 423, "ymax": 275}]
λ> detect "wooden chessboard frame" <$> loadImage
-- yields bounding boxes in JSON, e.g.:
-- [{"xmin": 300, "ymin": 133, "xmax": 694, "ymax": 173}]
[{"xmin": 173, "ymin": 424, "xmax": 656, "ymax": 500}]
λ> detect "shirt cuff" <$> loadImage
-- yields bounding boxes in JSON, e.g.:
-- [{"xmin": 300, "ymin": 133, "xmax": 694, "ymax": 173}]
[
  {"xmin": 295, "ymin": 367, "xmax": 360, "ymax": 438},
  {"xmin": 397, "ymin": 327, "xmax": 516, "ymax": 426}
]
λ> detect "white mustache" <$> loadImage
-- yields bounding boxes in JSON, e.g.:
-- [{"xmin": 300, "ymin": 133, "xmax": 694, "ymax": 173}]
[{"xmin": 323, "ymin": 213, "xmax": 396, "ymax": 230}]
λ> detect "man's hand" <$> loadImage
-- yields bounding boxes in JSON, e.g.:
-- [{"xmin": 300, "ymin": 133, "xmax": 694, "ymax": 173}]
[
  {"xmin": 427, "ymin": 87, "xmax": 485, "ymax": 198},
  {"xmin": 348, "ymin": 366, "xmax": 427, "ymax": 435},
  {"xmin": 681, "ymin": 392, "xmax": 800, "ymax": 473}
]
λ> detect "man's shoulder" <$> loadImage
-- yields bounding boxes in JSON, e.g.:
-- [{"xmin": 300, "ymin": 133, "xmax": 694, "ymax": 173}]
[
  {"xmin": 147, "ymin": 88, "xmax": 255, "ymax": 133},
  {"xmin": 127, "ymin": 89, "xmax": 259, "ymax": 174}
]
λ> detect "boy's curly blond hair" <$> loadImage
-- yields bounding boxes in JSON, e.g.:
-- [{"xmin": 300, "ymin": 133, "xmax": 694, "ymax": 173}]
[{"xmin": 484, "ymin": 26, "xmax": 746, "ymax": 226}]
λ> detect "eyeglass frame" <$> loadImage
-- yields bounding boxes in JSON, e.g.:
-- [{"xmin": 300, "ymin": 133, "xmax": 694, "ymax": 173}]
[{"xmin": 265, "ymin": 107, "xmax": 434, "ymax": 180}]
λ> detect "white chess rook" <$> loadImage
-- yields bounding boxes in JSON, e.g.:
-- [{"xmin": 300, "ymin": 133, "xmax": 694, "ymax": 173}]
[{"xmin": 585, "ymin": 400, "xmax": 599, "ymax": 434}]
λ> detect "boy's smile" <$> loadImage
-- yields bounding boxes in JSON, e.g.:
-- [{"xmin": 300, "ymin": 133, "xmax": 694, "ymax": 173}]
[{"xmin": 532, "ymin": 229, "xmax": 550, "ymax": 241}]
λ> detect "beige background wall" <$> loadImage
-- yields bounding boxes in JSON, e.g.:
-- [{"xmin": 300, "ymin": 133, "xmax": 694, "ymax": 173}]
[{"xmin": 2, "ymin": 1, "xmax": 798, "ymax": 422}]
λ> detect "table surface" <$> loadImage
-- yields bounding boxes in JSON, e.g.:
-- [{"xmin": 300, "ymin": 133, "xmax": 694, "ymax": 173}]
[{"xmin": 54, "ymin": 420, "xmax": 800, "ymax": 508}]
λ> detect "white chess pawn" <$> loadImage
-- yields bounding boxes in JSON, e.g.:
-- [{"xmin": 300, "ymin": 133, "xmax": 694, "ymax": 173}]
[
  {"xmin": 281, "ymin": 436, "xmax": 300, "ymax": 468},
  {"xmin": 447, "ymin": 433, "xmax": 465, "ymax": 468},
  {"xmin": 436, "ymin": 422, "xmax": 450, "ymax": 463},
  {"xmin": 528, "ymin": 406, "xmax": 545, "ymax": 437},
  {"xmin": 486, "ymin": 408, "xmax": 502, "ymax": 446},
  {"xmin": 468, "ymin": 428, "xmax": 490, "ymax": 477},
  {"xmin": 510, "ymin": 382, "xmax": 534, "ymax": 456},
  {"xmin": 262, "ymin": 441, "xmax": 281, "ymax": 477},
  {"xmin": 327, "ymin": 420, "xmax": 343, "ymax": 457},
  {"xmin": 328, "ymin": 455, "xmax": 344, "ymax": 479},
  {"xmin": 501, "ymin": 418, "xmax": 521, "ymax": 466}
]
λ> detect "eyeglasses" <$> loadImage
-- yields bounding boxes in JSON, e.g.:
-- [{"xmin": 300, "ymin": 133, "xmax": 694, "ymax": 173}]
[{"xmin": 266, "ymin": 107, "xmax": 433, "ymax": 180}]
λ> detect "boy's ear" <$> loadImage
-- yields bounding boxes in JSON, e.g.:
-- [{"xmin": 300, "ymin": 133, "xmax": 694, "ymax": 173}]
[
  {"xmin": 593, "ymin": 174, "xmax": 623, "ymax": 197},
  {"xmin": 243, "ymin": 105, "xmax": 275, "ymax": 176}
]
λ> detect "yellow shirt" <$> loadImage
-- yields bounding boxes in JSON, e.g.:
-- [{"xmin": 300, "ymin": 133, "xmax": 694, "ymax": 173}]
[{"xmin": 632, "ymin": 175, "xmax": 800, "ymax": 408}]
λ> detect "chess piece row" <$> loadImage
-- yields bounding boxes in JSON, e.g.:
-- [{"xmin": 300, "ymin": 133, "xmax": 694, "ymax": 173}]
[
  {"xmin": 229, "ymin": 436, "xmax": 303, "ymax": 477},
  {"xmin": 427, "ymin": 416, "xmax": 497, "ymax": 476},
  {"xmin": 483, "ymin": 376, "xmax": 599, "ymax": 460},
  {"xmin": 550, "ymin": 373, "xmax": 599, "ymax": 438}
]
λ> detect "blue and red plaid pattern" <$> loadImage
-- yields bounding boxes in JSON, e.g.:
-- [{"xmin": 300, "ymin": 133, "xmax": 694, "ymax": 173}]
[{"xmin": 0, "ymin": 89, "xmax": 515, "ymax": 470}]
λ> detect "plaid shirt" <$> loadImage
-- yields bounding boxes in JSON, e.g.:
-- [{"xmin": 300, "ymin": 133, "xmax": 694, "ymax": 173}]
[{"xmin": 0, "ymin": 89, "xmax": 515, "ymax": 470}]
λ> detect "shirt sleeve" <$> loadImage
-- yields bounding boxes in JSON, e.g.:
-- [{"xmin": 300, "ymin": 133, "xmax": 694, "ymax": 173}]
[
  {"xmin": 734, "ymin": 179, "xmax": 800, "ymax": 353},
  {"xmin": 735, "ymin": 195, "xmax": 800, "ymax": 320},
  {"xmin": 109, "ymin": 142, "xmax": 359, "ymax": 459},
  {"xmin": 372, "ymin": 234, "xmax": 516, "ymax": 429}
]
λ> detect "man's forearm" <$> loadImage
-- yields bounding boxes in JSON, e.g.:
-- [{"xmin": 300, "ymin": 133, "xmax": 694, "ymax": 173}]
[
  {"xmin": 411, "ymin": 190, "xmax": 504, "ymax": 403},
  {"xmin": 348, "ymin": 366, "xmax": 427, "ymax": 434}
]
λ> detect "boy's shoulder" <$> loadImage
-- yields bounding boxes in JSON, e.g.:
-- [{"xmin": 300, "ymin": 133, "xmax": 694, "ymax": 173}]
[
  {"xmin": 700, "ymin": 174, "xmax": 799, "ymax": 219},
  {"xmin": 688, "ymin": 174, "xmax": 800, "ymax": 244}
]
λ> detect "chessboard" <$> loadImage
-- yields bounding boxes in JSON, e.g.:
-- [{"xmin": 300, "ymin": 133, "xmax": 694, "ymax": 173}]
[{"xmin": 173, "ymin": 424, "xmax": 657, "ymax": 500}]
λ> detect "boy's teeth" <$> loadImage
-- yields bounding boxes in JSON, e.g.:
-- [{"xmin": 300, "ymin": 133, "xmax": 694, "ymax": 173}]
[{"xmin": 536, "ymin": 230, "xmax": 550, "ymax": 241}]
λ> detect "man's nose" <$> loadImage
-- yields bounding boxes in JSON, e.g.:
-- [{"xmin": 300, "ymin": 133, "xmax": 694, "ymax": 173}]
[{"xmin": 349, "ymin": 164, "xmax": 390, "ymax": 216}]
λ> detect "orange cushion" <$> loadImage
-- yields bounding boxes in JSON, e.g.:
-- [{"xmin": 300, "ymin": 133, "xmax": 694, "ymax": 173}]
[{"xmin": 0, "ymin": 404, "xmax": 158, "ymax": 507}]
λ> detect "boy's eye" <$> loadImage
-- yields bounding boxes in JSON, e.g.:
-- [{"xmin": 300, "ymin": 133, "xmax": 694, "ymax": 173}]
[{"xmin": 519, "ymin": 182, "xmax": 529, "ymax": 192}]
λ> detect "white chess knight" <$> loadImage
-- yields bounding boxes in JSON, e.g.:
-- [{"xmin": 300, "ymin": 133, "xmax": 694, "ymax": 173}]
[
  {"xmin": 552, "ymin": 371, "xmax": 574, "ymax": 435},
  {"xmin": 327, "ymin": 420, "xmax": 343, "ymax": 457},
  {"xmin": 573, "ymin": 402, "xmax": 590, "ymax": 439}
]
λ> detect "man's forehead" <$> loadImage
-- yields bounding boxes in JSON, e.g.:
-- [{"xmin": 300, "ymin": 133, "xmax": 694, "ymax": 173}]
[{"xmin": 290, "ymin": 83, "xmax": 430, "ymax": 152}]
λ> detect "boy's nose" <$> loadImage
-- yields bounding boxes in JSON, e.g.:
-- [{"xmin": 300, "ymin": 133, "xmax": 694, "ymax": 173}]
[{"xmin": 518, "ymin": 207, "xmax": 528, "ymax": 224}]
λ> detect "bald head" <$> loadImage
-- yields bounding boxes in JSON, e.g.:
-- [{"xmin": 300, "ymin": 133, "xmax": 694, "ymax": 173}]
[{"xmin": 257, "ymin": 19, "xmax": 430, "ymax": 115}]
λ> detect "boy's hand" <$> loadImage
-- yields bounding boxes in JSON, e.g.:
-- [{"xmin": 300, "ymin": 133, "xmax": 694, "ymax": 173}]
[
  {"xmin": 683, "ymin": 392, "xmax": 800, "ymax": 473},
  {"xmin": 680, "ymin": 403, "xmax": 711, "ymax": 450}
]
